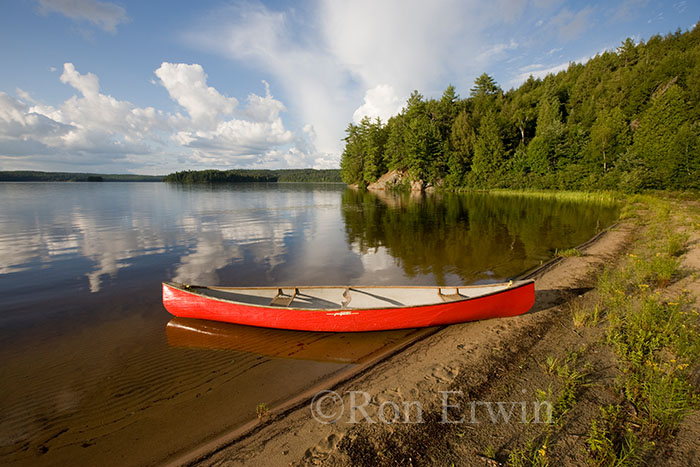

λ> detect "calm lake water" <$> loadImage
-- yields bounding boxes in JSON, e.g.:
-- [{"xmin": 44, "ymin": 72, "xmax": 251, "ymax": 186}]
[{"xmin": 0, "ymin": 182, "xmax": 619, "ymax": 465}]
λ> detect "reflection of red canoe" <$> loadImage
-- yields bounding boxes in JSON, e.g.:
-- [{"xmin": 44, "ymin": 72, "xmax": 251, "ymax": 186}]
[
  {"xmin": 162, "ymin": 280, "xmax": 535, "ymax": 332},
  {"xmin": 166, "ymin": 318, "xmax": 426, "ymax": 363}
]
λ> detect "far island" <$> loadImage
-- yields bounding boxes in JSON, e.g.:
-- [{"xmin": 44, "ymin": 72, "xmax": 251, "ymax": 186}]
[{"xmin": 163, "ymin": 169, "xmax": 342, "ymax": 184}]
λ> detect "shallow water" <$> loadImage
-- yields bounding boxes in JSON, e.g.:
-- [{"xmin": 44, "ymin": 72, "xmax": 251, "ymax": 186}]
[{"xmin": 0, "ymin": 182, "xmax": 618, "ymax": 465}]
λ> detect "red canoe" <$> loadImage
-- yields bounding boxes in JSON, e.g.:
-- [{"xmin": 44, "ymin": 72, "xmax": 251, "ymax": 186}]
[{"xmin": 162, "ymin": 280, "xmax": 535, "ymax": 332}]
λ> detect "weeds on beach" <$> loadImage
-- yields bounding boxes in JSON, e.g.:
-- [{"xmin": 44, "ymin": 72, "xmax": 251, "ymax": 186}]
[
  {"xmin": 256, "ymin": 402, "xmax": 269, "ymax": 420},
  {"xmin": 582, "ymin": 196, "xmax": 700, "ymax": 464},
  {"xmin": 502, "ymin": 195, "xmax": 699, "ymax": 467},
  {"xmin": 555, "ymin": 247, "xmax": 584, "ymax": 258}
]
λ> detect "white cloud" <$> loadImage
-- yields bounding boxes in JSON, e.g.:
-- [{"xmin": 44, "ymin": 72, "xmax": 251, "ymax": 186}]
[
  {"xmin": 155, "ymin": 62, "xmax": 238, "ymax": 129},
  {"xmin": 156, "ymin": 63, "xmax": 295, "ymax": 157},
  {"xmin": 512, "ymin": 62, "xmax": 571, "ymax": 84},
  {"xmin": 16, "ymin": 88, "xmax": 38, "ymax": 105},
  {"xmin": 36, "ymin": 0, "xmax": 129, "ymax": 33},
  {"xmin": 476, "ymin": 40, "xmax": 520, "ymax": 62},
  {"xmin": 0, "ymin": 62, "xmax": 303, "ymax": 172},
  {"xmin": 27, "ymin": 63, "xmax": 163, "ymax": 154},
  {"xmin": 509, "ymin": 53, "xmax": 595, "ymax": 87},
  {"xmin": 0, "ymin": 92, "xmax": 74, "ymax": 144},
  {"xmin": 174, "ymin": 117, "xmax": 294, "ymax": 154},
  {"xmin": 352, "ymin": 85, "xmax": 403, "ymax": 124},
  {"xmin": 60, "ymin": 62, "xmax": 100, "ymax": 98}
]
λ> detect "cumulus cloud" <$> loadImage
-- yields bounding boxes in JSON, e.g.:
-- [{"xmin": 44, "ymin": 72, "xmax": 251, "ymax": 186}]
[
  {"xmin": 352, "ymin": 85, "xmax": 403, "ymax": 124},
  {"xmin": 155, "ymin": 62, "xmax": 238, "ymax": 128},
  {"xmin": 0, "ymin": 62, "xmax": 304, "ymax": 172},
  {"xmin": 0, "ymin": 92, "xmax": 74, "ymax": 145},
  {"xmin": 36, "ymin": 0, "xmax": 129, "ymax": 33},
  {"xmin": 0, "ymin": 63, "xmax": 313, "ymax": 173},
  {"xmin": 26, "ymin": 63, "xmax": 163, "ymax": 155},
  {"xmin": 242, "ymin": 80, "xmax": 285, "ymax": 123},
  {"xmin": 156, "ymin": 62, "xmax": 294, "ymax": 157}
]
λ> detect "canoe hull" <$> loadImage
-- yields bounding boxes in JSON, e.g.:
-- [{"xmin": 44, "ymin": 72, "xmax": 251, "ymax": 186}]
[{"xmin": 162, "ymin": 281, "xmax": 535, "ymax": 332}]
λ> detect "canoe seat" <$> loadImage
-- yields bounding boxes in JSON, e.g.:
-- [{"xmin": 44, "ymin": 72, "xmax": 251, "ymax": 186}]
[
  {"xmin": 438, "ymin": 288, "xmax": 465, "ymax": 302},
  {"xmin": 270, "ymin": 288, "xmax": 298, "ymax": 307}
]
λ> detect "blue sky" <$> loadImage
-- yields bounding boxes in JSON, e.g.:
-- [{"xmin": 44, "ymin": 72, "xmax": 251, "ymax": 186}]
[{"xmin": 0, "ymin": 0, "xmax": 698, "ymax": 174}]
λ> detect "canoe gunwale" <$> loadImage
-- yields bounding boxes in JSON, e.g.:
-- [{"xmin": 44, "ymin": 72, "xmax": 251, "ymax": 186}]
[{"xmin": 162, "ymin": 280, "xmax": 534, "ymax": 313}]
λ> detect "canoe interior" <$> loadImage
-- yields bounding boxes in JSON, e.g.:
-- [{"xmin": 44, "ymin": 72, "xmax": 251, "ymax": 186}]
[{"xmin": 183, "ymin": 283, "xmax": 519, "ymax": 311}]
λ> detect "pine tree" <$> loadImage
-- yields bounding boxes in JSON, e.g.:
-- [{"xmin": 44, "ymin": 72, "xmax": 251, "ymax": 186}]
[
  {"xmin": 471, "ymin": 110, "xmax": 505, "ymax": 185},
  {"xmin": 631, "ymin": 85, "xmax": 689, "ymax": 188}
]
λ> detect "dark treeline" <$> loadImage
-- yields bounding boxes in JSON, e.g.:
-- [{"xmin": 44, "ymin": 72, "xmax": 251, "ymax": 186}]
[
  {"xmin": 340, "ymin": 25, "xmax": 700, "ymax": 192},
  {"xmin": 0, "ymin": 171, "xmax": 163, "ymax": 182},
  {"xmin": 164, "ymin": 169, "xmax": 342, "ymax": 183}
]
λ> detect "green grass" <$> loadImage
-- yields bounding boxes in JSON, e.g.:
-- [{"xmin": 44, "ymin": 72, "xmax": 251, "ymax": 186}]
[
  {"xmin": 485, "ymin": 189, "xmax": 622, "ymax": 206},
  {"xmin": 586, "ymin": 405, "xmax": 649, "ymax": 466},
  {"xmin": 555, "ymin": 247, "xmax": 584, "ymax": 258},
  {"xmin": 507, "ymin": 435, "xmax": 550, "ymax": 467},
  {"xmin": 582, "ymin": 195, "xmax": 700, "ymax": 463}
]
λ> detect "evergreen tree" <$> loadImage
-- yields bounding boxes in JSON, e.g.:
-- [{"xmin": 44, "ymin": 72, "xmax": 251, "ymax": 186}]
[
  {"xmin": 470, "ymin": 73, "xmax": 500, "ymax": 98},
  {"xmin": 447, "ymin": 109, "xmax": 476, "ymax": 186},
  {"xmin": 631, "ymin": 85, "xmax": 689, "ymax": 188},
  {"xmin": 384, "ymin": 115, "xmax": 407, "ymax": 171},
  {"xmin": 340, "ymin": 123, "xmax": 364, "ymax": 186},
  {"xmin": 471, "ymin": 110, "xmax": 505, "ymax": 185}
]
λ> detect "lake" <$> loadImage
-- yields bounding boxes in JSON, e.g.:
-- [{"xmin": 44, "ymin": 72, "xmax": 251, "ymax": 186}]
[{"xmin": 0, "ymin": 182, "xmax": 619, "ymax": 465}]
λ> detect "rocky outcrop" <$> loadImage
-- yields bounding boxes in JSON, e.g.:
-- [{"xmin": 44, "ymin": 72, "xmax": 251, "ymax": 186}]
[
  {"xmin": 366, "ymin": 170, "xmax": 441, "ymax": 192},
  {"xmin": 366, "ymin": 170, "xmax": 407, "ymax": 191}
]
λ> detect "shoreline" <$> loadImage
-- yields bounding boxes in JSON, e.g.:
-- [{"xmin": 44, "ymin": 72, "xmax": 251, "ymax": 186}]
[{"xmin": 174, "ymin": 215, "xmax": 637, "ymax": 465}]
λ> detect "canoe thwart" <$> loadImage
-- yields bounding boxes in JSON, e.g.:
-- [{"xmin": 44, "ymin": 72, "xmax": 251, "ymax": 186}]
[
  {"xmin": 438, "ymin": 287, "xmax": 464, "ymax": 302},
  {"xmin": 270, "ymin": 288, "xmax": 299, "ymax": 307},
  {"xmin": 341, "ymin": 287, "xmax": 352, "ymax": 308}
]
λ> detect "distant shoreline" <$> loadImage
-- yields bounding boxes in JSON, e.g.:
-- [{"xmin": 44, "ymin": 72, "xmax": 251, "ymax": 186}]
[
  {"xmin": 0, "ymin": 168, "xmax": 344, "ymax": 184},
  {"xmin": 0, "ymin": 171, "xmax": 164, "ymax": 182}
]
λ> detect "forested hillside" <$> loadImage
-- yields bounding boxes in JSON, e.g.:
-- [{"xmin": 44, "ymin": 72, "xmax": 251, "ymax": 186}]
[{"xmin": 340, "ymin": 26, "xmax": 700, "ymax": 192}]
